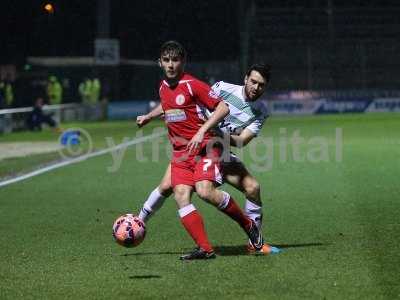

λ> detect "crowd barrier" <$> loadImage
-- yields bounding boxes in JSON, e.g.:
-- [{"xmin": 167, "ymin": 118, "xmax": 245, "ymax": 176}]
[
  {"xmin": 0, "ymin": 103, "xmax": 103, "ymax": 134},
  {"xmin": 2, "ymin": 97, "xmax": 398, "ymax": 134}
]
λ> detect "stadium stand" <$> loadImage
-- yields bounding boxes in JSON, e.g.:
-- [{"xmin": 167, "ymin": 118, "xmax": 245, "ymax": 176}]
[{"xmin": 251, "ymin": 0, "xmax": 400, "ymax": 90}]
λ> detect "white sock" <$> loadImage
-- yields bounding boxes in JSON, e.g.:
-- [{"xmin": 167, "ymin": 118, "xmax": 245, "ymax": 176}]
[
  {"xmin": 178, "ymin": 204, "xmax": 196, "ymax": 218},
  {"xmin": 217, "ymin": 191, "xmax": 230, "ymax": 210},
  {"xmin": 244, "ymin": 199, "xmax": 263, "ymax": 231},
  {"xmin": 138, "ymin": 187, "xmax": 166, "ymax": 222}
]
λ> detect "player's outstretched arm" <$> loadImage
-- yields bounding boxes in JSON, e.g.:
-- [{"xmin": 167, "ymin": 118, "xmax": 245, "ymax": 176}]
[
  {"xmin": 228, "ymin": 128, "xmax": 257, "ymax": 148},
  {"xmin": 136, "ymin": 104, "xmax": 164, "ymax": 128},
  {"xmin": 187, "ymin": 101, "xmax": 229, "ymax": 152}
]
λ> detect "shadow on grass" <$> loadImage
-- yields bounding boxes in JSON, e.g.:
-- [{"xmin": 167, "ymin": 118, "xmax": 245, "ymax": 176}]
[
  {"xmin": 214, "ymin": 245, "xmax": 247, "ymax": 256},
  {"xmin": 121, "ymin": 251, "xmax": 182, "ymax": 257},
  {"xmin": 214, "ymin": 242, "xmax": 326, "ymax": 256},
  {"xmin": 128, "ymin": 275, "xmax": 162, "ymax": 279},
  {"xmin": 120, "ymin": 242, "xmax": 325, "ymax": 257},
  {"xmin": 271, "ymin": 242, "xmax": 326, "ymax": 249}
]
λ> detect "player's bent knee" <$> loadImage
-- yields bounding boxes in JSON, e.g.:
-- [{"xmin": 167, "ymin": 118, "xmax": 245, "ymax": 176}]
[
  {"xmin": 159, "ymin": 182, "xmax": 173, "ymax": 197},
  {"xmin": 195, "ymin": 186, "xmax": 217, "ymax": 205},
  {"xmin": 244, "ymin": 180, "xmax": 261, "ymax": 198},
  {"xmin": 173, "ymin": 186, "xmax": 191, "ymax": 208},
  {"xmin": 196, "ymin": 187, "xmax": 212, "ymax": 201},
  {"xmin": 174, "ymin": 187, "xmax": 187, "ymax": 199}
]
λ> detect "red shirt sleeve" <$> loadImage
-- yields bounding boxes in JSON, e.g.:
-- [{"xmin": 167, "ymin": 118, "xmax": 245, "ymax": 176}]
[{"xmin": 190, "ymin": 79, "xmax": 221, "ymax": 111}]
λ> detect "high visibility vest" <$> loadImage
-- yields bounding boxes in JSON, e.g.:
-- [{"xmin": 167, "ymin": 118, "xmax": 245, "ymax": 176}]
[
  {"xmin": 0, "ymin": 82, "xmax": 4, "ymax": 107},
  {"xmin": 47, "ymin": 82, "xmax": 62, "ymax": 104},
  {"xmin": 79, "ymin": 80, "xmax": 93, "ymax": 103},
  {"xmin": 5, "ymin": 83, "xmax": 14, "ymax": 107},
  {"xmin": 90, "ymin": 79, "xmax": 101, "ymax": 103}
]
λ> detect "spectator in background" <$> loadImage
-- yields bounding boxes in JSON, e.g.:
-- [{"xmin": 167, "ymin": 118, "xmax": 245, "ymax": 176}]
[
  {"xmin": 90, "ymin": 78, "xmax": 101, "ymax": 104},
  {"xmin": 79, "ymin": 77, "xmax": 102, "ymax": 120},
  {"xmin": 78, "ymin": 77, "xmax": 92, "ymax": 103},
  {"xmin": 0, "ymin": 79, "xmax": 14, "ymax": 108},
  {"xmin": 26, "ymin": 97, "xmax": 61, "ymax": 132},
  {"xmin": 47, "ymin": 75, "xmax": 62, "ymax": 105},
  {"xmin": 0, "ymin": 80, "xmax": 4, "ymax": 108},
  {"xmin": 61, "ymin": 78, "xmax": 72, "ymax": 103}
]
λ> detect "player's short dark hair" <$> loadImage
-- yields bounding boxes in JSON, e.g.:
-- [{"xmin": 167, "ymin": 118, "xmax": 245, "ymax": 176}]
[
  {"xmin": 246, "ymin": 63, "xmax": 271, "ymax": 83},
  {"xmin": 160, "ymin": 40, "xmax": 186, "ymax": 60}
]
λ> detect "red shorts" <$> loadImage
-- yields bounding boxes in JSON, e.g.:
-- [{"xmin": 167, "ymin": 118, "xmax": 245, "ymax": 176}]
[{"xmin": 171, "ymin": 146, "xmax": 223, "ymax": 188}]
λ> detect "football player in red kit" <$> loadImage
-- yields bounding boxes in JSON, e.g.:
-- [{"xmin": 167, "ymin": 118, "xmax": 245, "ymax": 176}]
[{"xmin": 157, "ymin": 41, "xmax": 264, "ymax": 260}]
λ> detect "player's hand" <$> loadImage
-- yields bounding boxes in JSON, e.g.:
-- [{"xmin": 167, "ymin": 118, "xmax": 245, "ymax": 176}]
[
  {"xmin": 187, "ymin": 130, "xmax": 205, "ymax": 154},
  {"xmin": 136, "ymin": 115, "xmax": 151, "ymax": 128}
]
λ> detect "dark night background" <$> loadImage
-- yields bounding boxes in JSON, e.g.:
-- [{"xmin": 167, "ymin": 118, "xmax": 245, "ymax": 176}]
[
  {"xmin": 0, "ymin": 0, "xmax": 239, "ymax": 63},
  {"xmin": 1, "ymin": 0, "xmax": 400, "ymax": 104},
  {"xmin": 2, "ymin": 0, "xmax": 399, "ymax": 62}
]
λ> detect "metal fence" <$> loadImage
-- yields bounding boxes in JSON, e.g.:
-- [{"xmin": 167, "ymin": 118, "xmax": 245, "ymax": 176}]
[{"xmin": 248, "ymin": 2, "xmax": 400, "ymax": 90}]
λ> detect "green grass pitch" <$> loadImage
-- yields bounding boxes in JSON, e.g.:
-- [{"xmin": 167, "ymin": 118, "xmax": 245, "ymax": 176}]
[{"xmin": 0, "ymin": 113, "xmax": 399, "ymax": 299}]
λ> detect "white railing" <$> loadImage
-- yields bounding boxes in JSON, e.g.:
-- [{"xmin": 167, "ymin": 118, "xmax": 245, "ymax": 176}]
[
  {"xmin": 0, "ymin": 107, "xmax": 34, "ymax": 115},
  {"xmin": 0, "ymin": 103, "xmax": 82, "ymax": 115},
  {"xmin": 0, "ymin": 103, "xmax": 94, "ymax": 134}
]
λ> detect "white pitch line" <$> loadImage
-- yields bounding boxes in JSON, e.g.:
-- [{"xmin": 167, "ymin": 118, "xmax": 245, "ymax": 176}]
[{"xmin": 0, "ymin": 130, "xmax": 166, "ymax": 188}]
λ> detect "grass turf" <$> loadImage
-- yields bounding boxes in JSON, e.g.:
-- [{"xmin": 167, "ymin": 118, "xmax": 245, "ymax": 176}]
[
  {"xmin": 0, "ymin": 121, "xmax": 160, "ymax": 178},
  {"xmin": 0, "ymin": 113, "xmax": 399, "ymax": 299}
]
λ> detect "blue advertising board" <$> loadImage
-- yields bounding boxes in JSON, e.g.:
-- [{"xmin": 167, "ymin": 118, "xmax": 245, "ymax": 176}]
[{"xmin": 268, "ymin": 98, "xmax": 400, "ymax": 115}]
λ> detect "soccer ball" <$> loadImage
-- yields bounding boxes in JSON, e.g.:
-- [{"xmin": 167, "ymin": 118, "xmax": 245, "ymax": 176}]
[{"xmin": 112, "ymin": 214, "xmax": 146, "ymax": 247}]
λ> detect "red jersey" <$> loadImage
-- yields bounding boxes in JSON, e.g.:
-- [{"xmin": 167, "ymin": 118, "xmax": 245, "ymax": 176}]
[{"xmin": 159, "ymin": 73, "xmax": 221, "ymax": 150}]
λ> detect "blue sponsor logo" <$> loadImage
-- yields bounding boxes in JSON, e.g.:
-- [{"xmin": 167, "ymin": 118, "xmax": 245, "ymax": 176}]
[
  {"xmin": 316, "ymin": 100, "xmax": 372, "ymax": 114},
  {"xmin": 372, "ymin": 100, "xmax": 400, "ymax": 111},
  {"xmin": 164, "ymin": 109, "xmax": 187, "ymax": 122}
]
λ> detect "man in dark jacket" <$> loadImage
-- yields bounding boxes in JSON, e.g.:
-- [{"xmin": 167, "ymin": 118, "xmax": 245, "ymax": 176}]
[{"xmin": 26, "ymin": 97, "xmax": 59, "ymax": 131}]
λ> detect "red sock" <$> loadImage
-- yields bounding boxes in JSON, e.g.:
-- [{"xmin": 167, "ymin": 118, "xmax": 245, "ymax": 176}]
[
  {"xmin": 180, "ymin": 210, "xmax": 213, "ymax": 252},
  {"xmin": 222, "ymin": 196, "xmax": 252, "ymax": 230}
]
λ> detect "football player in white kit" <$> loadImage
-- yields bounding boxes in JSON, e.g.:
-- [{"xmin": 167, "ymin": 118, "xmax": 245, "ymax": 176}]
[{"xmin": 136, "ymin": 64, "xmax": 280, "ymax": 254}]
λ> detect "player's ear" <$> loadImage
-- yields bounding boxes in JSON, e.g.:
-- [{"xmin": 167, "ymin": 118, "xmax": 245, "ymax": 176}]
[
  {"xmin": 157, "ymin": 58, "xmax": 162, "ymax": 67},
  {"xmin": 244, "ymin": 75, "xmax": 248, "ymax": 85}
]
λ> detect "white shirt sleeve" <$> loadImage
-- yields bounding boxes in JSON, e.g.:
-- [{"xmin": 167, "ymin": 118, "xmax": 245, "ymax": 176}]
[
  {"xmin": 245, "ymin": 119, "xmax": 265, "ymax": 136},
  {"xmin": 245, "ymin": 100, "xmax": 269, "ymax": 136},
  {"xmin": 211, "ymin": 81, "xmax": 223, "ymax": 96}
]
